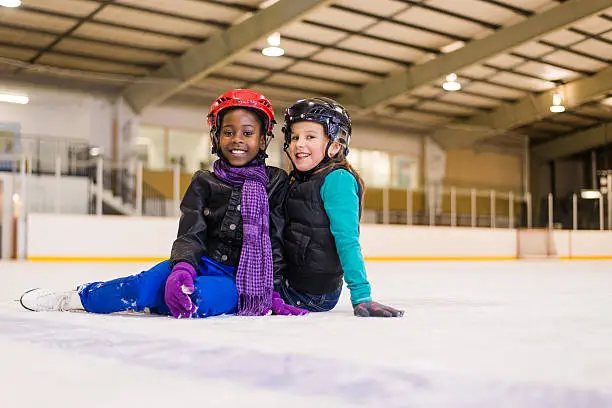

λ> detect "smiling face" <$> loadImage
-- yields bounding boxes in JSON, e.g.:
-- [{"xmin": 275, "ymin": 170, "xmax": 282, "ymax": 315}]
[
  {"xmin": 218, "ymin": 108, "xmax": 265, "ymax": 166},
  {"xmin": 288, "ymin": 121, "xmax": 341, "ymax": 172}
]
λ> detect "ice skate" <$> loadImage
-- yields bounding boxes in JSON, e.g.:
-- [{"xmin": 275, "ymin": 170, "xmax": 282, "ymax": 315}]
[{"xmin": 20, "ymin": 288, "xmax": 84, "ymax": 312}]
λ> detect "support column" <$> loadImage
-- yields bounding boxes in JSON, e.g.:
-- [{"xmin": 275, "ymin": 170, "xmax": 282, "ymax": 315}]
[
  {"xmin": 591, "ymin": 150, "xmax": 598, "ymax": 189},
  {"xmin": 550, "ymin": 160, "xmax": 557, "ymax": 199},
  {"xmin": 529, "ymin": 154, "xmax": 545, "ymax": 228}
]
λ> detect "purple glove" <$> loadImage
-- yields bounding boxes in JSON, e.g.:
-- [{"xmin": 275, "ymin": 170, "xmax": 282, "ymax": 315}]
[
  {"xmin": 271, "ymin": 291, "xmax": 309, "ymax": 316},
  {"xmin": 353, "ymin": 301, "xmax": 404, "ymax": 318},
  {"xmin": 164, "ymin": 262, "xmax": 198, "ymax": 319}
]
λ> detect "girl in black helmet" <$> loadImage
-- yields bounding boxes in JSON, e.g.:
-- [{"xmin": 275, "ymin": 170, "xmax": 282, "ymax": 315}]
[{"xmin": 280, "ymin": 97, "xmax": 403, "ymax": 318}]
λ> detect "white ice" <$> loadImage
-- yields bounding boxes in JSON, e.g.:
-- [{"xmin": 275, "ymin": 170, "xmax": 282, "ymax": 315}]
[{"xmin": 1, "ymin": 260, "xmax": 612, "ymax": 408}]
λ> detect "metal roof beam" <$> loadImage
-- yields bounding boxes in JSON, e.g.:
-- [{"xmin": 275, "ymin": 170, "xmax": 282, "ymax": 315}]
[
  {"xmin": 336, "ymin": 0, "xmax": 612, "ymax": 110},
  {"xmin": 122, "ymin": 0, "xmax": 332, "ymax": 113},
  {"xmin": 431, "ymin": 65, "xmax": 612, "ymax": 148},
  {"xmin": 531, "ymin": 124, "xmax": 612, "ymax": 161}
]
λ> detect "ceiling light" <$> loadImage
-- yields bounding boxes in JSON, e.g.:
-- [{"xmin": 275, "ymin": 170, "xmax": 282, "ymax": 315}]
[
  {"xmin": 442, "ymin": 73, "xmax": 461, "ymax": 91},
  {"xmin": 549, "ymin": 91, "xmax": 565, "ymax": 113},
  {"xmin": 262, "ymin": 32, "xmax": 284, "ymax": 57},
  {"xmin": 549, "ymin": 105, "xmax": 565, "ymax": 113},
  {"xmin": 581, "ymin": 189, "xmax": 601, "ymax": 200},
  {"xmin": 262, "ymin": 46, "xmax": 284, "ymax": 57},
  {"xmin": 440, "ymin": 41, "xmax": 465, "ymax": 54},
  {"xmin": 0, "ymin": 93, "xmax": 29, "ymax": 104},
  {"xmin": 0, "ymin": 0, "xmax": 21, "ymax": 7}
]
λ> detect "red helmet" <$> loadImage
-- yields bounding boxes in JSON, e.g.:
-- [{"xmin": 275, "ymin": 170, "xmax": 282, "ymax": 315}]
[{"xmin": 207, "ymin": 89, "xmax": 276, "ymax": 156}]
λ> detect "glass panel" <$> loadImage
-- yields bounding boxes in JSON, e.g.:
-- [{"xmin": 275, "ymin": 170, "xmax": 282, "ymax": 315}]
[
  {"xmin": 266, "ymin": 137, "xmax": 283, "ymax": 168},
  {"xmin": 168, "ymin": 129, "xmax": 210, "ymax": 173},
  {"xmin": 392, "ymin": 155, "xmax": 418, "ymax": 189},
  {"xmin": 358, "ymin": 150, "xmax": 390, "ymax": 188},
  {"xmin": 138, "ymin": 125, "xmax": 166, "ymax": 170}
]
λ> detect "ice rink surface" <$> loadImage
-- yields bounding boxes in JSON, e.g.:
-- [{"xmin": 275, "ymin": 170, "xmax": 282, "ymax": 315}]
[{"xmin": 1, "ymin": 260, "xmax": 612, "ymax": 408}]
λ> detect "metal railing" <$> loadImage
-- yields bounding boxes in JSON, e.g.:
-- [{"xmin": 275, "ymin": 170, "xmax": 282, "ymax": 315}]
[
  {"xmin": 361, "ymin": 186, "xmax": 612, "ymax": 230},
  {"xmin": 362, "ymin": 186, "xmax": 523, "ymax": 228},
  {"xmin": 0, "ymin": 151, "xmax": 173, "ymax": 217},
  {"xmin": 0, "ymin": 132, "xmax": 92, "ymax": 175},
  {"xmin": 142, "ymin": 181, "xmax": 167, "ymax": 217},
  {"xmin": 86, "ymin": 158, "xmax": 173, "ymax": 217}
]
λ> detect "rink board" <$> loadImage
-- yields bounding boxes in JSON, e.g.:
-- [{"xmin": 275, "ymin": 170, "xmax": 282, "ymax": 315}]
[{"xmin": 26, "ymin": 213, "xmax": 612, "ymax": 261}]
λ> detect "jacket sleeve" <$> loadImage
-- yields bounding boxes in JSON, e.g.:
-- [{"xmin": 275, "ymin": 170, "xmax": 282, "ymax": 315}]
[
  {"xmin": 170, "ymin": 171, "xmax": 208, "ymax": 270},
  {"xmin": 320, "ymin": 169, "xmax": 372, "ymax": 305},
  {"xmin": 267, "ymin": 167, "xmax": 289, "ymax": 292}
]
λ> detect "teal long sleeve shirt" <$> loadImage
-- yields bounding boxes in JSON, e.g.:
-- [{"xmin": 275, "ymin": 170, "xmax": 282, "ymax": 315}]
[{"xmin": 320, "ymin": 169, "xmax": 372, "ymax": 305}]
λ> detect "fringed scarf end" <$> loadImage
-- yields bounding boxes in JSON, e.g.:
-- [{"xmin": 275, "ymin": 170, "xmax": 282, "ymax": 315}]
[{"xmin": 237, "ymin": 294, "xmax": 272, "ymax": 316}]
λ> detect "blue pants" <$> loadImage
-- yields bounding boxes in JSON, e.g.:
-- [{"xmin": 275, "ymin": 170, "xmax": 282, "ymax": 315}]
[
  {"xmin": 278, "ymin": 279, "xmax": 342, "ymax": 312},
  {"xmin": 78, "ymin": 257, "xmax": 238, "ymax": 318}
]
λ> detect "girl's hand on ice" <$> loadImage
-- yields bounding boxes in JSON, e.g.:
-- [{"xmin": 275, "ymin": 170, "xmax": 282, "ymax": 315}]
[
  {"xmin": 353, "ymin": 301, "xmax": 404, "ymax": 318},
  {"xmin": 164, "ymin": 262, "xmax": 198, "ymax": 318}
]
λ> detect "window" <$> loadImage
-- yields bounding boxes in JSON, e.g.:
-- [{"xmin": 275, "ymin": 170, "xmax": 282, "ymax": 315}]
[
  {"xmin": 137, "ymin": 125, "xmax": 212, "ymax": 173},
  {"xmin": 349, "ymin": 148, "xmax": 418, "ymax": 189},
  {"xmin": 168, "ymin": 129, "xmax": 211, "ymax": 173},
  {"xmin": 392, "ymin": 155, "xmax": 418, "ymax": 189},
  {"xmin": 349, "ymin": 148, "xmax": 391, "ymax": 188},
  {"xmin": 137, "ymin": 126, "xmax": 165, "ymax": 170},
  {"xmin": 266, "ymin": 137, "xmax": 283, "ymax": 168}
]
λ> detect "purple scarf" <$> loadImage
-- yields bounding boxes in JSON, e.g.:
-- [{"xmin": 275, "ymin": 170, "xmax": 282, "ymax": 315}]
[{"xmin": 213, "ymin": 159, "xmax": 273, "ymax": 316}]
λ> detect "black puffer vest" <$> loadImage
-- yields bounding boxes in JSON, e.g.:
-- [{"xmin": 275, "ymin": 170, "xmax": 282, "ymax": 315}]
[{"xmin": 283, "ymin": 165, "xmax": 362, "ymax": 294}]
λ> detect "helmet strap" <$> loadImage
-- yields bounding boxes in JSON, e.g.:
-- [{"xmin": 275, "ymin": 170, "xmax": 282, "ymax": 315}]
[{"xmin": 324, "ymin": 140, "xmax": 333, "ymax": 161}]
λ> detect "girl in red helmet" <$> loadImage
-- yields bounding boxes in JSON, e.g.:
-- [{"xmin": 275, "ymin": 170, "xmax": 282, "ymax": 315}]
[{"xmin": 20, "ymin": 89, "xmax": 307, "ymax": 318}]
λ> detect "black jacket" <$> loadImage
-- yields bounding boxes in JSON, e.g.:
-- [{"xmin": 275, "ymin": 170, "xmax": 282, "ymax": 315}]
[
  {"xmin": 170, "ymin": 166, "xmax": 288, "ymax": 280},
  {"xmin": 282, "ymin": 165, "xmax": 361, "ymax": 294}
]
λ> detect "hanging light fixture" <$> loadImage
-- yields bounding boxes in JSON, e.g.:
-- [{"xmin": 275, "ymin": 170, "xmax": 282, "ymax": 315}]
[
  {"xmin": 442, "ymin": 73, "xmax": 461, "ymax": 91},
  {"xmin": 550, "ymin": 91, "xmax": 565, "ymax": 113},
  {"xmin": 580, "ymin": 189, "xmax": 601, "ymax": 199},
  {"xmin": 0, "ymin": 0, "xmax": 21, "ymax": 7},
  {"xmin": 262, "ymin": 32, "xmax": 284, "ymax": 57}
]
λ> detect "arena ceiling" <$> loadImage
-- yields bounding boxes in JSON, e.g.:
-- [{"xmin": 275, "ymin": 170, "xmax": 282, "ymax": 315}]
[{"xmin": 1, "ymin": 0, "xmax": 612, "ymax": 159}]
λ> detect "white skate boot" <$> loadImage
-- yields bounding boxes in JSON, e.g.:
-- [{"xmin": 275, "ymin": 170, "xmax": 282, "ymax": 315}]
[{"xmin": 20, "ymin": 288, "xmax": 84, "ymax": 312}]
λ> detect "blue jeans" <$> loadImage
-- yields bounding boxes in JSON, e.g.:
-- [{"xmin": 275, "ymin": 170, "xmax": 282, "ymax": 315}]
[
  {"xmin": 278, "ymin": 279, "xmax": 342, "ymax": 312},
  {"xmin": 78, "ymin": 257, "xmax": 238, "ymax": 318}
]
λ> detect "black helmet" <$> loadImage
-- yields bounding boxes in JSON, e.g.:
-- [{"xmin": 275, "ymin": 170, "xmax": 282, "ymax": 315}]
[{"xmin": 282, "ymin": 97, "xmax": 352, "ymax": 156}]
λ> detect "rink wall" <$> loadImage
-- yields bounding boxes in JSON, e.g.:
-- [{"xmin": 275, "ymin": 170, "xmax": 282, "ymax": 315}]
[
  {"xmin": 27, "ymin": 214, "xmax": 176, "ymax": 262},
  {"xmin": 25, "ymin": 213, "xmax": 612, "ymax": 261}
]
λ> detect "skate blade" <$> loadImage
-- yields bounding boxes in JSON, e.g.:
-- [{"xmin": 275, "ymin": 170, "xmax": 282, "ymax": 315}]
[{"xmin": 19, "ymin": 288, "xmax": 40, "ymax": 312}]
